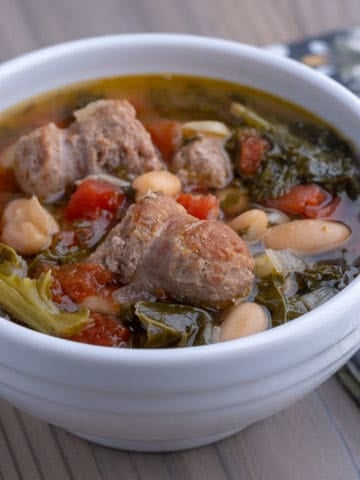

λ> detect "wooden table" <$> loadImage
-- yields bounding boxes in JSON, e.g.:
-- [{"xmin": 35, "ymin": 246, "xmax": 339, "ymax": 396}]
[{"xmin": 0, "ymin": 1, "xmax": 359, "ymax": 479}]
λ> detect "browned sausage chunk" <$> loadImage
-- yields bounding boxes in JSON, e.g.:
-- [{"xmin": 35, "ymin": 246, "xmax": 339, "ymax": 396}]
[
  {"xmin": 69, "ymin": 100, "xmax": 164, "ymax": 177},
  {"xmin": 13, "ymin": 123, "xmax": 85, "ymax": 200},
  {"xmin": 91, "ymin": 192, "xmax": 254, "ymax": 309},
  {"xmin": 171, "ymin": 136, "xmax": 233, "ymax": 190},
  {"xmin": 13, "ymin": 100, "xmax": 164, "ymax": 199},
  {"xmin": 90, "ymin": 192, "xmax": 186, "ymax": 282}
]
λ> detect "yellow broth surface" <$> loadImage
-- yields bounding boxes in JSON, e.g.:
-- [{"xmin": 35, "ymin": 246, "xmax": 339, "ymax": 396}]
[{"xmin": 0, "ymin": 74, "xmax": 358, "ymax": 347}]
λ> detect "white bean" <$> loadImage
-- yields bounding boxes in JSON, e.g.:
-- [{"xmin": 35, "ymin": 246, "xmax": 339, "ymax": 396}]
[
  {"xmin": 219, "ymin": 302, "xmax": 270, "ymax": 342},
  {"xmin": 228, "ymin": 209, "xmax": 268, "ymax": 243},
  {"xmin": 216, "ymin": 187, "xmax": 249, "ymax": 216},
  {"xmin": 1, "ymin": 196, "xmax": 59, "ymax": 255},
  {"xmin": 132, "ymin": 171, "xmax": 182, "ymax": 198},
  {"xmin": 81, "ymin": 295, "xmax": 120, "ymax": 314},
  {"xmin": 264, "ymin": 207, "xmax": 290, "ymax": 225},
  {"xmin": 182, "ymin": 120, "xmax": 230, "ymax": 138},
  {"xmin": 264, "ymin": 219, "xmax": 351, "ymax": 254},
  {"xmin": 76, "ymin": 173, "xmax": 130, "ymax": 189}
]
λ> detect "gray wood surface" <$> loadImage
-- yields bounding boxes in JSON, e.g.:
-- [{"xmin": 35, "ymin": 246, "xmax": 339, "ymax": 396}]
[{"xmin": 0, "ymin": 1, "xmax": 359, "ymax": 479}]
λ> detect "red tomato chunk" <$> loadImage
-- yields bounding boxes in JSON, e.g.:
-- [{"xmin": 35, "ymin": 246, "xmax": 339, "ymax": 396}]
[
  {"xmin": 51, "ymin": 263, "xmax": 113, "ymax": 303},
  {"xmin": 238, "ymin": 129, "xmax": 270, "ymax": 175},
  {"xmin": 69, "ymin": 313, "xmax": 130, "ymax": 347},
  {"xmin": 145, "ymin": 119, "xmax": 182, "ymax": 162},
  {"xmin": 176, "ymin": 193, "xmax": 220, "ymax": 220},
  {"xmin": 66, "ymin": 179, "xmax": 125, "ymax": 221},
  {"xmin": 265, "ymin": 183, "xmax": 340, "ymax": 218}
]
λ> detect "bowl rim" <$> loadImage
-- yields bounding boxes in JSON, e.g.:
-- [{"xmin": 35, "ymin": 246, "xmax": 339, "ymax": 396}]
[{"xmin": 0, "ymin": 33, "xmax": 359, "ymax": 364}]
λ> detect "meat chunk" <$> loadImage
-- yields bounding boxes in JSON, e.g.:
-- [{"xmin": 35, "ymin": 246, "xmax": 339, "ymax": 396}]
[
  {"xmin": 69, "ymin": 100, "xmax": 163, "ymax": 177},
  {"xmin": 90, "ymin": 192, "xmax": 186, "ymax": 283},
  {"xmin": 139, "ymin": 214, "xmax": 254, "ymax": 308},
  {"xmin": 171, "ymin": 136, "xmax": 233, "ymax": 189},
  {"xmin": 90, "ymin": 192, "xmax": 254, "ymax": 309},
  {"xmin": 13, "ymin": 123, "xmax": 84, "ymax": 199},
  {"xmin": 13, "ymin": 100, "xmax": 164, "ymax": 199}
]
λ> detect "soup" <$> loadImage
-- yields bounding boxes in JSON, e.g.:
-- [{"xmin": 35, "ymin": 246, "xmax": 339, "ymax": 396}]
[{"xmin": 0, "ymin": 75, "xmax": 358, "ymax": 348}]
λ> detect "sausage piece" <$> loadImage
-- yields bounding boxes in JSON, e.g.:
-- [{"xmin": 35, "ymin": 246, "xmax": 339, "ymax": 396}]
[
  {"xmin": 69, "ymin": 100, "xmax": 164, "ymax": 177},
  {"xmin": 13, "ymin": 100, "xmax": 164, "ymax": 199},
  {"xmin": 171, "ymin": 136, "xmax": 233, "ymax": 190},
  {"xmin": 91, "ymin": 192, "xmax": 254, "ymax": 309},
  {"xmin": 90, "ymin": 191, "xmax": 186, "ymax": 282},
  {"xmin": 13, "ymin": 123, "xmax": 80, "ymax": 200}
]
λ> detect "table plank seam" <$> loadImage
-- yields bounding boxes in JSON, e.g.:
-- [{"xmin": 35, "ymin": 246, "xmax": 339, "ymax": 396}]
[
  {"xmin": 89, "ymin": 443, "xmax": 122, "ymax": 480},
  {"xmin": 315, "ymin": 390, "xmax": 360, "ymax": 476},
  {"xmin": 14, "ymin": 410, "xmax": 45, "ymax": 480},
  {"xmin": 214, "ymin": 442, "xmax": 236, "ymax": 480},
  {"xmin": 16, "ymin": 0, "xmax": 44, "ymax": 47},
  {"xmin": 126, "ymin": 453, "xmax": 144, "ymax": 480},
  {"xmin": 163, "ymin": 452, "xmax": 186, "ymax": 480},
  {"xmin": 49, "ymin": 426, "xmax": 76, "ymax": 480},
  {"xmin": 53, "ymin": 429, "xmax": 105, "ymax": 480},
  {"xmin": 0, "ymin": 419, "xmax": 21, "ymax": 480},
  {"xmin": 287, "ymin": 0, "xmax": 307, "ymax": 38}
]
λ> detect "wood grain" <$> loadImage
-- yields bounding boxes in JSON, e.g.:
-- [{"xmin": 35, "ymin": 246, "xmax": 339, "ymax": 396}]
[
  {"xmin": 1, "ymin": 0, "xmax": 360, "ymax": 61},
  {"xmin": 318, "ymin": 378, "xmax": 360, "ymax": 469},
  {"xmin": 0, "ymin": 1, "xmax": 359, "ymax": 479}
]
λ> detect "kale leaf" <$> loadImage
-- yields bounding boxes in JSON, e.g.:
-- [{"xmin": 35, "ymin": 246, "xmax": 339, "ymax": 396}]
[
  {"xmin": 126, "ymin": 301, "xmax": 214, "ymax": 348},
  {"xmin": 255, "ymin": 262, "xmax": 359, "ymax": 326},
  {"xmin": 0, "ymin": 244, "xmax": 89, "ymax": 336},
  {"xmin": 230, "ymin": 102, "xmax": 360, "ymax": 201}
]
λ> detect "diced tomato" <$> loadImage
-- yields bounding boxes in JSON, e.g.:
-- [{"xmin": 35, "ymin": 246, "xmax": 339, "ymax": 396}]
[
  {"xmin": 265, "ymin": 183, "xmax": 340, "ymax": 218},
  {"xmin": 145, "ymin": 119, "xmax": 182, "ymax": 161},
  {"xmin": 176, "ymin": 193, "xmax": 220, "ymax": 220},
  {"xmin": 238, "ymin": 129, "xmax": 270, "ymax": 175},
  {"xmin": 125, "ymin": 95, "xmax": 152, "ymax": 116},
  {"xmin": 65, "ymin": 179, "xmax": 125, "ymax": 221},
  {"xmin": 68, "ymin": 313, "xmax": 130, "ymax": 347},
  {"xmin": 50, "ymin": 276, "xmax": 79, "ymax": 312},
  {"xmin": 304, "ymin": 195, "xmax": 340, "ymax": 218},
  {"xmin": 51, "ymin": 263, "xmax": 113, "ymax": 303}
]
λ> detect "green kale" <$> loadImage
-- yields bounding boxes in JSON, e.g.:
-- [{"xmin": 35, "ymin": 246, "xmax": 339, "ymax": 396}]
[
  {"xmin": 230, "ymin": 102, "xmax": 360, "ymax": 201},
  {"xmin": 125, "ymin": 301, "xmax": 214, "ymax": 348},
  {"xmin": 255, "ymin": 261, "xmax": 359, "ymax": 326},
  {"xmin": 0, "ymin": 244, "xmax": 89, "ymax": 336}
]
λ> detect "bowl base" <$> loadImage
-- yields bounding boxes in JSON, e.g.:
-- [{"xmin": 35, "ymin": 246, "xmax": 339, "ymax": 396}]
[{"xmin": 70, "ymin": 426, "xmax": 245, "ymax": 452}]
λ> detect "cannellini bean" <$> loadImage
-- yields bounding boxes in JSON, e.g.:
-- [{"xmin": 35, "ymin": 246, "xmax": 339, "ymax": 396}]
[
  {"xmin": 132, "ymin": 171, "xmax": 182, "ymax": 198},
  {"xmin": 228, "ymin": 209, "xmax": 268, "ymax": 243},
  {"xmin": 182, "ymin": 120, "xmax": 230, "ymax": 138},
  {"xmin": 216, "ymin": 187, "xmax": 249, "ymax": 216},
  {"xmin": 264, "ymin": 219, "xmax": 351, "ymax": 254},
  {"xmin": 264, "ymin": 208, "xmax": 290, "ymax": 225},
  {"xmin": 219, "ymin": 302, "xmax": 270, "ymax": 342},
  {"xmin": 1, "ymin": 196, "xmax": 59, "ymax": 255},
  {"xmin": 81, "ymin": 295, "xmax": 120, "ymax": 314},
  {"xmin": 0, "ymin": 193, "xmax": 21, "ymax": 214},
  {"xmin": 76, "ymin": 173, "xmax": 130, "ymax": 188}
]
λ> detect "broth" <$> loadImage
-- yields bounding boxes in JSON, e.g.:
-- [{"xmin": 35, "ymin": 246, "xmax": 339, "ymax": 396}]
[{"xmin": 0, "ymin": 74, "xmax": 358, "ymax": 347}]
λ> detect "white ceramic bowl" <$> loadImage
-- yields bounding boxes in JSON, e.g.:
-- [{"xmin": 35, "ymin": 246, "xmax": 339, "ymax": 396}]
[{"xmin": 0, "ymin": 34, "xmax": 359, "ymax": 452}]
